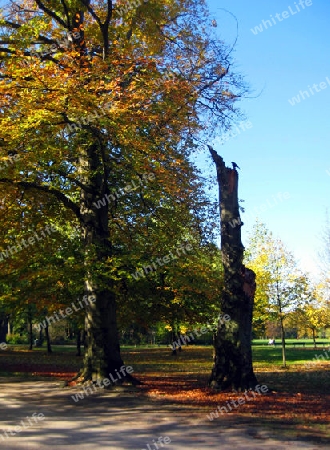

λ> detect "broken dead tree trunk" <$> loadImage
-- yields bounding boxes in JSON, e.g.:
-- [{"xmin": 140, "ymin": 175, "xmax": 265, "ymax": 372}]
[{"xmin": 208, "ymin": 148, "xmax": 258, "ymax": 391}]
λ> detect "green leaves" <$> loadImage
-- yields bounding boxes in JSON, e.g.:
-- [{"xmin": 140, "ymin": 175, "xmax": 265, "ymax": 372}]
[
  {"xmin": 0, "ymin": 0, "xmax": 244, "ymax": 361},
  {"xmin": 245, "ymin": 221, "xmax": 309, "ymax": 334}
]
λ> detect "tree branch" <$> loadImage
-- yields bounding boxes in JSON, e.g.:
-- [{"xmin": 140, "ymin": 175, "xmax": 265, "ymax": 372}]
[
  {"xmin": 60, "ymin": 0, "xmax": 71, "ymax": 29},
  {"xmin": 56, "ymin": 169, "xmax": 94, "ymax": 194},
  {"xmin": 3, "ymin": 20, "xmax": 21, "ymax": 30},
  {"xmin": 35, "ymin": 0, "xmax": 67, "ymax": 28},
  {"xmin": 0, "ymin": 178, "xmax": 81, "ymax": 220},
  {"xmin": 0, "ymin": 48, "xmax": 15, "ymax": 54},
  {"xmin": 81, "ymin": 0, "xmax": 103, "ymax": 28},
  {"xmin": 105, "ymin": 0, "xmax": 113, "ymax": 30}
]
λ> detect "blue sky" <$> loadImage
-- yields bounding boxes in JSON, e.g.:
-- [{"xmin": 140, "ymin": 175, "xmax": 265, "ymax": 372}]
[
  {"xmin": 0, "ymin": 0, "xmax": 328, "ymax": 279},
  {"xmin": 201, "ymin": 0, "xmax": 330, "ymax": 280}
]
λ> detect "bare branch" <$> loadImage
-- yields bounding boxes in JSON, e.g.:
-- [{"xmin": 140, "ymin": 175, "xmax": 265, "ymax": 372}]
[{"xmin": 216, "ymin": 8, "xmax": 239, "ymax": 60}]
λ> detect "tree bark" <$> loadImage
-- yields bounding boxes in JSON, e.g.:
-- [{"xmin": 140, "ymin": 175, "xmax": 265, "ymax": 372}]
[
  {"xmin": 0, "ymin": 314, "xmax": 8, "ymax": 343},
  {"xmin": 280, "ymin": 316, "xmax": 286, "ymax": 367},
  {"xmin": 75, "ymin": 143, "xmax": 139, "ymax": 385},
  {"xmin": 38, "ymin": 327, "xmax": 44, "ymax": 347},
  {"xmin": 7, "ymin": 319, "xmax": 11, "ymax": 338},
  {"xmin": 28, "ymin": 316, "xmax": 33, "ymax": 350},
  {"xmin": 312, "ymin": 328, "xmax": 316, "ymax": 349},
  {"xmin": 63, "ymin": 8, "xmax": 139, "ymax": 387},
  {"xmin": 276, "ymin": 282, "xmax": 286, "ymax": 367},
  {"xmin": 44, "ymin": 323, "xmax": 52, "ymax": 354},
  {"xmin": 208, "ymin": 148, "xmax": 258, "ymax": 391},
  {"xmin": 76, "ymin": 328, "xmax": 82, "ymax": 357}
]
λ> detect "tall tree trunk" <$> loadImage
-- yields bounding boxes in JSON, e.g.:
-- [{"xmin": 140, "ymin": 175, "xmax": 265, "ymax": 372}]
[
  {"xmin": 170, "ymin": 321, "xmax": 182, "ymax": 356},
  {"xmin": 76, "ymin": 143, "xmax": 139, "ymax": 385},
  {"xmin": 38, "ymin": 327, "xmax": 43, "ymax": 347},
  {"xmin": 67, "ymin": 8, "xmax": 138, "ymax": 386},
  {"xmin": 0, "ymin": 314, "xmax": 8, "ymax": 343},
  {"xmin": 7, "ymin": 319, "xmax": 11, "ymax": 338},
  {"xmin": 208, "ymin": 148, "xmax": 258, "ymax": 391},
  {"xmin": 280, "ymin": 317, "xmax": 286, "ymax": 367},
  {"xmin": 277, "ymin": 285, "xmax": 286, "ymax": 367},
  {"xmin": 76, "ymin": 328, "xmax": 81, "ymax": 357},
  {"xmin": 28, "ymin": 315, "xmax": 33, "ymax": 350},
  {"xmin": 83, "ymin": 329, "xmax": 87, "ymax": 350},
  {"xmin": 312, "ymin": 328, "xmax": 316, "ymax": 349},
  {"xmin": 44, "ymin": 323, "xmax": 52, "ymax": 354}
]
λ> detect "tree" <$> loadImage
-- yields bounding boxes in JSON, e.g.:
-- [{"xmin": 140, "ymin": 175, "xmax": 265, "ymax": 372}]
[
  {"xmin": 290, "ymin": 304, "xmax": 329, "ymax": 345},
  {"xmin": 118, "ymin": 240, "xmax": 223, "ymax": 354},
  {"xmin": 318, "ymin": 213, "xmax": 330, "ymax": 299},
  {"xmin": 0, "ymin": 1, "xmax": 247, "ymax": 384},
  {"xmin": 244, "ymin": 223, "xmax": 273, "ymax": 338},
  {"xmin": 245, "ymin": 222, "xmax": 304, "ymax": 367},
  {"xmin": 207, "ymin": 149, "xmax": 258, "ymax": 391},
  {"xmin": 0, "ymin": 195, "xmax": 84, "ymax": 353},
  {"xmin": 288, "ymin": 282, "xmax": 330, "ymax": 344}
]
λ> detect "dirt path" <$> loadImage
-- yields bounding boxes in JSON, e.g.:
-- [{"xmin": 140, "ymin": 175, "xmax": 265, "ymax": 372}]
[{"xmin": 0, "ymin": 379, "xmax": 328, "ymax": 450}]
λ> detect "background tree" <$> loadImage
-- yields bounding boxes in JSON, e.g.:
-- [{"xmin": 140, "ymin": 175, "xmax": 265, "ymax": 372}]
[
  {"xmin": 288, "ymin": 303, "xmax": 329, "ymax": 345},
  {"xmin": 244, "ymin": 222, "xmax": 274, "ymax": 338},
  {"xmin": 245, "ymin": 222, "xmax": 304, "ymax": 367},
  {"xmin": 318, "ymin": 213, "xmax": 330, "ymax": 302}
]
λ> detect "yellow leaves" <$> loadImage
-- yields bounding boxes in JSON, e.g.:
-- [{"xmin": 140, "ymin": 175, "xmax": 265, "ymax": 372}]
[{"xmin": 0, "ymin": 0, "xmax": 241, "ymax": 330}]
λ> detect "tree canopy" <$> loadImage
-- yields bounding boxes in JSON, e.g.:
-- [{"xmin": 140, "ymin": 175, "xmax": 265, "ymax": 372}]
[{"xmin": 0, "ymin": 0, "xmax": 247, "ymax": 382}]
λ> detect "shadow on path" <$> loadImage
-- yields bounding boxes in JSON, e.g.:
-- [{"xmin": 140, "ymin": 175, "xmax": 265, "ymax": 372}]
[{"xmin": 0, "ymin": 379, "xmax": 328, "ymax": 450}]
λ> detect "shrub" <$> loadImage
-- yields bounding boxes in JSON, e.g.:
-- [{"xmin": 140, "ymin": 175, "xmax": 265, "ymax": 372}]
[{"xmin": 6, "ymin": 334, "xmax": 28, "ymax": 344}]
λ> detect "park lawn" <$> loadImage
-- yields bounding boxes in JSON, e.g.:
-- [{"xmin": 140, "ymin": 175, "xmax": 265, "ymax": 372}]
[
  {"xmin": 252, "ymin": 339, "xmax": 330, "ymax": 347},
  {"xmin": 0, "ymin": 344, "xmax": 329, "ymax": 443},
  {"xmin": 125, "ymin": 346, "xmax": 330, "ymax": 443}
]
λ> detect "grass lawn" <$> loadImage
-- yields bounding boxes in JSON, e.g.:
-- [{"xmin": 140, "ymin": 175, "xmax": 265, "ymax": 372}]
[
  {"xmin": 252, "ymin": 338, "xmax": 330, "ymax": 347},
  {"xmin": 0, "ymin": 344, "xmax": 329, "ymax": 443}
]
